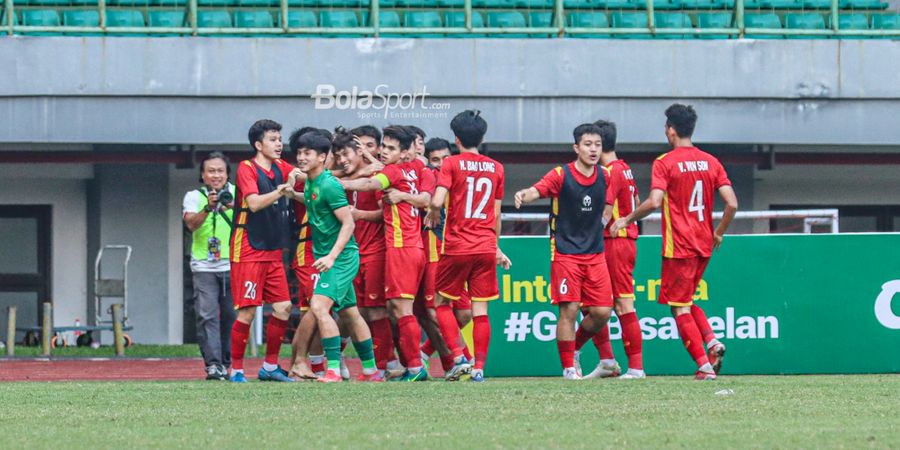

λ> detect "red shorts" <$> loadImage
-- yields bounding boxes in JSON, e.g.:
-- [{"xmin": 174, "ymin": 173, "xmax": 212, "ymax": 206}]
[
  {"xmin": 230, "ymin": 260, "xmax": 290, "ymax": 309},
  {"xmin": 436, "ymin": 253, "xmax": 499, "ymax": 302},
  {"xmin": 550, "ymin": 254, "xmax": 613, "ymax": 308},
  {"xmin": 356, "ymin": 253, "xmax": 386, "ymax": 308},
  {"xmin": 385, "ymin": 247, "xmax": 425, "ymax": 300},
  {"xmin": 292, "ymin": 264, "xmax": 319, "ymax": 311},
  {"xmin": 605, "ymin": 238, "xmax": 637, "ymax": 299},
  {"xmin": 418, "ymin": 258, "xmax": 437, "ymax": 308},
  {"xmin": 659, "ymin": 257, "xmax": 710, "ymax": 307},
  {"xmin": 454, "ymin": 289, "xmax": 472, "ymax": 310}
]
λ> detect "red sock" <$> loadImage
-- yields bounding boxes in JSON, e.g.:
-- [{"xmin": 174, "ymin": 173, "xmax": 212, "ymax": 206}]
[
  {"xmin": 675, "ymin": 313, "xmax": 709, "ymax": 368},
  {"xmin": 439, "ymin": 353, "xmax": 455, "ymax": 372},
  {"xmin": 619, "ymin": 312, "xmax": 643, "ymax": 371},
  {"xmin": 460, "ymin": 337, "xmax": 473, "ymax": 361},
  {"xmin": 690, "ymin": 305, "xmax": 716, "ymax": 346},
  {"xmin": 420, "ymin": 338, "xmax": 435, "ymax": 357},
  {"xmin": 264, "ymin": 317, "xmax": 288, "ymax": 365},
  {"xmin": 230, "ymin": 320, "xmax": 251, "ymax": 371},
  {"xmin": 391, "ymin": 321, "xmax": 407, "ymax": 367},
  {"xmin": 557, "ymin": 340, "xmax": 575, "ymax": 369},
  {"xmin": 592, "ymin": 326, "xmax": 615, "ymax": 360},
  {"xmin": 370, "ymin": 318, "xmax": 394, "ymax": 370},
  {"xmin": 398, "ymin": 316, "xmax": 423, "ymax": 369},
  {"xmin": 311, "ymin": 360, "xmax": 325, "ymax": 373},
  {"xmin": 574, "ymin": 326, "xmax": 594, "ymax": 351},
  {"xmin": 473, "ymin": 315, "xmax": 491, "ymax": 370},
  {"xmin": 436, "ymin": 305, "xmax": 463, "ymax": 358}
]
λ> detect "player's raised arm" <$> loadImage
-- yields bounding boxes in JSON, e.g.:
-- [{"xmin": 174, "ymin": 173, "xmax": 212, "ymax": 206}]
[
  {"xmin": 340, "ymin": 176, "xmax": 384, "ymax": 192},
  {"xmin": 713, "ymin": 185, "xmax": 739, "ymax": 250},
  {"xmin": 611, "ymin": 188, "xmax": 663, "ymax": 234},
  {"xmin": 513, "ymin": 187, "xmax": 540, "ymax": 209},
  {"xmin": 384, "ymin": 189, "xmax": 431, "ymax": 208}
]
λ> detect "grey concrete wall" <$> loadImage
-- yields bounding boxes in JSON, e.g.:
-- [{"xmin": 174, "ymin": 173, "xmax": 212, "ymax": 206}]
[{"xmin": 0, "ymin": 38, "xmax": 899, "ymax": 145}]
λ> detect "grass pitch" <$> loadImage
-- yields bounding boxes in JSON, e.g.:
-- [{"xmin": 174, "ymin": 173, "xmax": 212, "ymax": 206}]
[{"xmin": 0, "ymin": 375, "xmax": 897, "ymax": 449}]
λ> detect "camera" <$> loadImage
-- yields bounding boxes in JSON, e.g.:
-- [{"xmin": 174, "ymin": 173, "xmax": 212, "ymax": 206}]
[{"xmin": 215, "ymin": 189, "xmax": 233, "ymax": 207}]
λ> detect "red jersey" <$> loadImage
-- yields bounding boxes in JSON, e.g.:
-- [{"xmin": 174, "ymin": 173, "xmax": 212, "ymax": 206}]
[
  {"xmin": 349, "ymin": 189, "xmax": 386, "ymax": 257},
  {"xmin": 651, "ymin": 146, "xmax": 731, "ymax": 259},
  {"xmin": 291, "ymin": 179, "xmax": 314, "ymax": 268},
  {"xmin": 604, "ymin": 159, "xmax": 639, "ymax": 240},
  {"xmin": 437, "ymin": 152, "xmax": 505, "ymax": 256},
  {"xmin": 231, "ymin": 158, "xmax": 294, "ymax": 263},
  {"xmin": 533, "ymin": 162, "xmax": 614, "ymax": 263},
  {"xmin": 374, "ymin": 160, "xmax": 424, "ymax": 249}
]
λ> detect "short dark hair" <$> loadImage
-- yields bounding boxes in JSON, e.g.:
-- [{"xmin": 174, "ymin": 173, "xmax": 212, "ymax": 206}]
[
  {"xmin": 593, "ymin": 120, "xmax": 617, "ymax": 152},
  {"xmin": 665, "ymin": 103, "xmax": 698, "ymax": 138},
  {"xmin": 450, "ymin": 110, "xmax": 487, "ymax": 149},
  {"xmin": 407, "ymin": 125, "xmax": 426, "ymax": 140},
  {"xmin": 297, "ymin": 131, "xmax": 331, "ymax": 156},
  {"xmin": 573, "ymin": 123, "xmax": 603, "ymax": 144},
  {"xmin": 382, "ymin": 125, "xmax": 415, "ymax": 151},
  {"xmin": 332, "ymin": 126, "xmax": 358, "ymax": 153},
  {"xmin": 198, "ymin": 151, "xmax": 230, "ymax": 183},
  {"xmin": 289, "ymin": 127, "xmax": 331, "ymax": 153},
  {"xmin": 248, "ymin": 119, "xmax": 282, "ymax": 151},
  {"xmin": 424, "ymin": 137, "xmax": 451, "ymax": 158},
  {"xmin": 351, "ymin": 125, "xmax": 381, "ymax": 145}
]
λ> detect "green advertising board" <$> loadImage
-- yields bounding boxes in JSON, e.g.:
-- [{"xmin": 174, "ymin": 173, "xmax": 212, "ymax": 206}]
[{"xmin": 481, "ymin": 234, "xmax": 900, "ymax": 376}]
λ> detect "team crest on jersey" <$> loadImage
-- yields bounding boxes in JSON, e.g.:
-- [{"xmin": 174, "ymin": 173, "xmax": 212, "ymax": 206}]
[
  {"xmin": 401, "ymin": 169, "xmax": 418, "ymax": 182},
  {"xmin": 582, "ymin": 195, "xmax": 592, "ymax": 208}
]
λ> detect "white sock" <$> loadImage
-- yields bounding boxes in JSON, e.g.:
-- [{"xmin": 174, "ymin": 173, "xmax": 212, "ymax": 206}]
[
  {"xmin": 627, "ymin": 368, "xmax": 645, "ymax": 375},
  {"xmin": 309, "ymin": 354, "xmax": 324, "ymax": 365},
  {"xmin": 453, "ymin": 355, "xmax": 466, "ymax": 365},
  {"xmin": 408, "ymin": 366, "xmax": 423, "ymax": 374},
  {"xmin": 362, "ymin": 367, "xmax": 377, "ymax": 376},
  {"xmin": 699, "ymin": 363, "xmax": 714, "ymax": 373},
  {"xmin": 262, "ymin": 362, "xmax": 278, "ymax": 372},
  {"xmin": 386, "ymin": 359, "xmax": 403, "ymax": 370},
  {"xmin": 472, "ymin": 369, "xmax": 483, "ymax": 376},
  {"xmin": 600, "ymin": 358, "xmax": 617, "ymax": 366},
  {"xmin": 708, "ymin": 338, "xmax": 722, "ymax": 349}
]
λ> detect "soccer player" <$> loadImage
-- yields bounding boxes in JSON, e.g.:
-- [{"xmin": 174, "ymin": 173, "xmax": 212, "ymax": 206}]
[
  {"xmin": 294, "ymin": 130, "xmax": 380, "ymax": 383},
  {"xmin": 514, "ymin": 123, "xmax": 616, "ymax": 380},
  {"xmin": 408, "ymin": 125, "xmax": 427, "ymax": 158},
  {"xmin": 581, "ymin": 120, "xmax": 646, "ymax": 380},
  {"xmin": 351, "ymin": 125, "xmax": 383, "ymax": 161},
  {"xmin": 610, "ymin": 104, "xmax": 738, "ymax": 380},
  {"xmin": 427, "ymin": 110, "xmax": 510, "ymax": 382},
  {"xmin": 340, "ymin": 126, "xmax": 432, "ymax": 382},
  {"xmin": 228, "ymin": 119, "xmax": 296, "ymax": 383}
]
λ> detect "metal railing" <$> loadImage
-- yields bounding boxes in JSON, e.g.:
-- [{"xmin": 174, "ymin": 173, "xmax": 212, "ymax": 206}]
[{"xmin": 3, "ymin": 0, "xmax": 899, "ymax": 37}]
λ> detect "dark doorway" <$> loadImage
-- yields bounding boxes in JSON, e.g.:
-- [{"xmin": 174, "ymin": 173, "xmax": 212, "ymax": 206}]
[{"xmin": 0, "ymin": 205, "xmax": 52, "ymax": 342}]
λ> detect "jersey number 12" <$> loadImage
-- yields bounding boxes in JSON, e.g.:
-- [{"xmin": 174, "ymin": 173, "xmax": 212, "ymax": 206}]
[{"xmin": 465, "ymin": 176, "xmax": 492, "ymax": 219}]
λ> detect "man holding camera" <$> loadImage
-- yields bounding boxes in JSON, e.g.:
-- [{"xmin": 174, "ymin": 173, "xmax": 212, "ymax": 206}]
[{"xmin": 183, "ymin": 152, "xmax": 237, "ymax": 380}]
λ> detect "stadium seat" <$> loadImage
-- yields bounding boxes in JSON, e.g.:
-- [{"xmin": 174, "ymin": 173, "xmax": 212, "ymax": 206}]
[
  {"xmin": 108, "ymin": 0, "xmax": 152, "ymax": 5},
  {"xmin": 320, "ymin": 10, "xmax": 361, "ymax": 37},
  {"xmin": 598, "ymin": 0, "xmax": 640, "ymax": 7},
  {"xmin": 567, "ymin": 12, "xmax": 610, "ymax": 38},
  {"xmin": 319, "ymin": 0, "xmax": 370, "ymax": 6},
  {"xmin": 148, "ymin": 11, "xmax": 184, "ymax": 27},
  {"xmin": 404, "ymin": 11, "xmax": 442, "ymax": 37},
  {"xmin": 563, "ymin": 0, "xmax": 593, "ymax": 8},
  {"xmin": 784, "ymin": 13, "xmax": 826, "ymax": 38},
  {"xmin": 802, "ymin": 0, "xmax": 831, "ymax": 8},
  {"xmin": 17, "ymin": 0, "xmax": 70, "ymax": 5},
  {"xmin": 744, "ymin": 12, "xmax": 783, "ymax": 38},
  {"xmin": 696, "ymin": 12, "xmax": 732, "ymax": 39},
  {"xmin": 197, "ymin": 10, "xmax": 233, "ymax": 28},
  {"xmin": 277, "ymin": 10, "xmax": 316, "ymax": 28},
  {"xmin": 871, "ymin": 13, "xmax": 900, "ymax": 31},
  {"xmin": 444, "ymin": 11, "xmax": 485, "ymax": 37},
  {"xmin": 363, "ymin": 11, "xmax": 400, "ymax": 36},
  {"xmin": 648, "ymin": 0, "xmax": 683, "ymax": 10},
  {"xmin": 473, "ymin": 0, "xmax": 516, "ymax": 6},
  {"xmin": 486, "ymin": 11, "xmax": 527, "ymax": 38},
  {"xmin": 437, "ymin": 0, "xmax": 464, "ymax": 6},
  {"xmin": 516, "ymin": 0, "xmax": 554, "ymax": 7},
  {"xmin": 826, "ymin": 13, "xmax": 868, "ymax": 38},
  {"xmin": 760, "ymin": 0, "xmax": 801, "ymax": 8},
  {"xmin": 236, "ymin": 0, "xmax": 280, "ymax": 6},
  {"xmin": 62, "ymin": 10, "xmax": 100, "ymax": 35},
  {"xmin": 0, "ymin": 10, "xmax": 20, "ymax": 26},
  {"xmin": 234, "ymin": 11, "xmax": 274, "ymax": 28},
  {"xmin": 198, "ymin": 0, "xmax": 238, "ymax": 6},
  {"xmin": 526, "ymin": 11, "xmax": 553, "ymax": 38},
  {"xmin": 150, "ymin": 0, "xmax": 187, "ymax": 6},
  {"xmin": 654, "ymin": 12, "xmax": 693, "ymax": 38},
  {"xmin": 287, "ymin": 0, "xmax": 318, "ymax": 5},
  {"xmin": 378, "ymin": 0, "xmax": 399, "ymax": 5},
  {"xmin": 679, "ymin": 0, "xmax": 734, "ymax": 8},
  {"xmin": 839, "ymin": 0, "xmax": 887, "ymax": 9},
  {"xmin": 611, "ymin": 11, "xmax": 650, "ymax": 38},
  {"xmin": 21, "ymin": 9, "xmax": 59, "ymax": 27},
  {"xmin": 742, "ymin": 0, "xmax": 763, "ymax": 7},
  {"xmin": 69, "ymin": 0, "xmax": 99, "ymax": 5},
  {"xmin": 106, "ymin": 10, "xmax": 146, "ymax": 27}
]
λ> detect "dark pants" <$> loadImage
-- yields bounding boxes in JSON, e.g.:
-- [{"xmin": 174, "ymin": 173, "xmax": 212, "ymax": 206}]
[{"xmin": 193, "ymin": 271, "xmax": 235, "ymax": 368}]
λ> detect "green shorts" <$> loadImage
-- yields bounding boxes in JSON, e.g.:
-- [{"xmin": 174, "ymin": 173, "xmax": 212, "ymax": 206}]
[{"xmin": 313, "ymin": 251, "xmax": 359, "ymax": 312}]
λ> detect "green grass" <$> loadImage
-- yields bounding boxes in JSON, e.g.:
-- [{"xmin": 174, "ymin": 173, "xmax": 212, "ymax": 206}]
[{"xmin": 0, "ymin": 375, "xmax": 897, "ymax": 448}]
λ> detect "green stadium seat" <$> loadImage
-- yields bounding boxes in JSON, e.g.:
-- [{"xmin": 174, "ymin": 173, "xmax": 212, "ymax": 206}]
[
  {"xmin": 16, "ymin": 0, "xmax": 71, "ymax": 5},
  {"xmin": 598, "ymin": 0, "xmax": 638, "ymax": 7},
  {"xmin": 802, "ymin": 0, "xmax": 831, "ymax": 8},
  {"xmin": 235, "ymin": 11, "xmax": 274, "ymax": 28},
  {"xmin": 378, "ymin": 0, "xmax": 399, "ymax": 5},
  {"xmin": 108, "ymin": 0, "xmax": 152, "ymax": 6},
  {"xmin": 871, "ymin": 13, "xmax": 900, "ymax": 31},
  {"xmin": 21, "ymin": 9, "xmax": 60, "ymax": 34},
  {"xmin": 486, "ymin": 11, "xmax": 527, "ymax": 38},
  {"xmin": 365, "ymin": 11, "xmax": 400, "ymax": 36},
  {"xmin": 444, "ymin": 11, "xmax": 484, "ymax": 37},
  {"xmin": 516, "ymin": 0, "xmax": 554, "ymax": 7},
  {"xmin": 654, "ymin": 12, "xmax": 693, "ymax": 38},
  {"xmin": 69, "ymin": 0, "xmax": 99, "ymax": 5},
  {"xmin": 236, "ymin": 0, "xmax": 279, "ymax": 6},
  {"xmin": 106, "ymin": 10, "xmax": 146, "ymax": 27},
  {"xmin": 528, "ymin": 11, "xmax": 553, "ymax": 38},
  {"xmin": 679, "ymin": 0, "xmax": 734, "ymax": 8},
  {"xmin": 197, "ymin": 10, "xmax": 233, "ymax": 28},
  {"xmin": 277, "ymin": 10, "xmax": 316, "ymax": 28},
  {"xmin": 649, "ymin": 0, "xmax": 683, "ymax": 10},
  {"xmin": 742, "ymin": 0, "xmax": 763, "ymax": 7},
  {"xmin": 564, "ymin": 0, "xmax": 595, "ymax": 8},
  {"xmin": 784, "ymin": 13, "xmax": 825, "ymax": 38},
  {"xmin": 437, "ymin": 0, "xmax": 464, "ymax": 6},
  {"xmin": 63, "ymin": 10, "xmax": 100, "ymax": 35},
  {"xmin": 840, "ymin": 0, "xmax": 887, "ymax": 9},
  {"xmin": 150, "ymin": 0, "xmax": 187, "ymax": 6},
  {"xmin": 0, "ymin": 10, "xmax": 20, "ymax": 25},
  {"xmin": 320, "ymin": 10, "xmax": 361, "ymax": 37},
  {"xmin": 567, "ymin": 12, "xmax": 609, "ymax": 38},
  {"xmin": 319, "ymin": 0, "xmax": 369, "ymax": 6},
  {"xmin": 473, "ymin": 0, "xmax": 516, "ymax": 7},
  {"xmin": 404, "ymin": 11, "xmax": 443, "ymax": 37},
  {"xmin": 696, "ymin": 12, "xmax": 732, "ymax": 39},
  {"xmin": 744, "ymin": 12, "xmax": 783, "ymax": 38},
  {"xmin": 826, "ymin": 13, "xmax": 867, "ymax": 38},
  {"xmin": 611, "ymin": 11, "xmax": 650, "ymax": 38},
  {"xmin": 760, "ymin": 0, "xmax": 801, "ymax": 8},
  {"xmin": 288, "ymin": 0, "xmax": 318, "ymax": 5},
  {"xmin": 198, "ymin": 0, "xmax": 238, "ymax": 6},
  {"xmin": 148, "ymin": 10, "xmax": 184, "ymax": 27}
]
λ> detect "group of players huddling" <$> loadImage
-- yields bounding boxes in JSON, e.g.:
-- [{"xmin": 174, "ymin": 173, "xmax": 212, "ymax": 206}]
[{"xmin": 224, "ymin": 104, "xmax": 738, "ymax": 383}]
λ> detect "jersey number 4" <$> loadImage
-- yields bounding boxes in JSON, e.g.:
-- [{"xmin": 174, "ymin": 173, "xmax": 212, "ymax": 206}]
[
  {"xmin": 689, "ymin": 180, "xmax": 705, "ymax": 222},
  {"xmin": 465, "ymin": 176, "xmax": 492, "ymax": 219}
]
